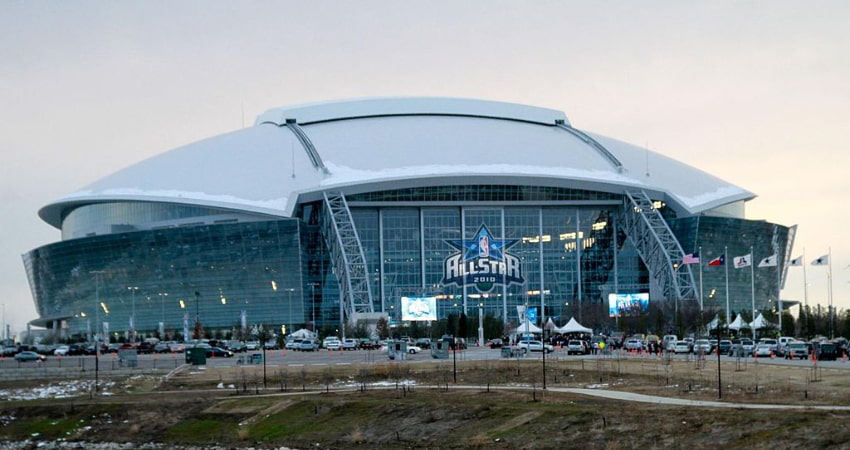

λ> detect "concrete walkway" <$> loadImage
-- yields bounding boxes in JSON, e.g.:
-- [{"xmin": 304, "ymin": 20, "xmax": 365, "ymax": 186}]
[{"xmin": 467, "ymin": 385, "xmax": 850, "ymax": 411}]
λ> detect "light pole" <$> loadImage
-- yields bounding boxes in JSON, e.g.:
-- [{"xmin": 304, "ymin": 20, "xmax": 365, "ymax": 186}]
[
  {"xmin": 158, "ymin": 293, "xmax": 168, "ymax": 338},
  {"xmin": 193, "ymin": 291, "xmax": 202, "ymax": 340},
  {"xmin": 478, "ymin": 302, "xmax": 484, "ymax": 346},
  {"xmin": 310, "ymin": 283, "xmax": 317, "ymax": 331},
  {"xmin": 127, "ymin": 287, "xmax": 139, "ymax": 343},
  {"xmin": 287, "ymin": 288, "xmax": 295, "ymax": 335},
  {"xmin": 90, "ymin": 270, "xmax": 105, "ymax": 392}
]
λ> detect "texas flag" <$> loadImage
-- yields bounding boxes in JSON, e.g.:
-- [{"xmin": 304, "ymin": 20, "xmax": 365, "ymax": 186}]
[{"xmin": 708, "ymin": 254, "xmax": 725, "ymax": 266}]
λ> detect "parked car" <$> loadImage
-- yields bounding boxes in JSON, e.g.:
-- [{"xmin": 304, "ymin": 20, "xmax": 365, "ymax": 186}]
[
  {"xmin": 718, "ymin": 340, "xmax": 732, "ymax": 354},
  {"xmin": 342, "ymin": 338, "xmax": 359, "ymax": 350},
  {"xmin": 517, "ymin": 340, "xmax": 554, "ymax": 353},
  {"xmin": 406, "ymin": 345, "xmax": 422, "ymax": 354},
  {"xmin": 324, "ymin": 339, "xmax": 342, "ymax": 351},
  {"xmin": 674, "ymin": 341, "xmax": 691, "ymax": 354},
  {"xmin": 137, "ymin": 342, "xmax": 156, "ymax": 354},
  {"xmin": 624, "ymin": 338, "xmax": 643, "ymax": 351},
  {"xmin": 759, "ymin": 338, "xmax": 778, "ymax": 353},
  {"xmin": 286, "ymin": 339, "xmax": 302, "ymax": 350},
  {"xmin": 566, "ymin": 340, "xmax": 587, "ymax": 355},
  {"xmin": 205, "ymin": 347, "xmax": 234, "ymax": 358},
  {"xmin": 816, "ymin": 343, "xmax": 839, "ymax": 361},
  {"xmin": 322, "ymin": 337, "xmax": 340, "ymax": 349},
  {"xmin": 693, "ymin": 339, "xmax": 712, "ymax": 354},
  {"xmin": 245, "ymin": 341, "xmax": 260, "ymax": 351},
  {"xmin": 168, "ymin": 343, "xmax": 186, "ymax": 353},
  {"xmin": 154, "ymin": 342, "xmax": 170, "ymax": 353},
  {"xmin": 415, "ymin": 338, "xmax": 432, "ymax": 349},
  {"xmin": 15, "ymin": 351, "xmax": 46, "ymax": 362},
  {"xmin": 486, "ymin": 338, "xmax": 504, "ymax": 349},
  {"xmin": 298, "ymin": 339, "xmax": 320, "ymax": 351},
  {"xmin": 359, "ymin": 339, "xmax": 379, "ymax": 350},
  {"xmin": 53, "ymin": 345, "xmax": 70, "ymax": 356},
  {"xmin": 728, "ymin": 339, "xmax": 744, "ymax": 357},
  {"xmin": 753, "ymin": 343, "xmax": 773, "ymax": 357},
  {"xmin": 786, "ymin": 342, "xmax": 809, "ymax": 360}
]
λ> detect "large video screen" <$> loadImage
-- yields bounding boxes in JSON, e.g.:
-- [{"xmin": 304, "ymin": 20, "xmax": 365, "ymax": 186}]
[
  {"xmin": 608, "ymin": 293, "xmax": 649, "ymax": 317},
  {"xmin": 401, "ymin": 296, "xmax": 438, "ymax": 321}
]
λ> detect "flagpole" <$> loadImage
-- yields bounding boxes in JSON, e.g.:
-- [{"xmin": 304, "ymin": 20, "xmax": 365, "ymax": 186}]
[
  {"xmin": 828, "ymin": 247, "xmax": 834, "ymax": 339},
  {"xmin": 724, "ymin": 245, "xmax": 730, "ymax": 324},
  {"xmin": 803, "ymin": 248, "xmax": 808, "ymax": 307},
  {"xmin": 750, "ymin": 246, "xmax": 755, "ymax": 341},
  {"xmin": 776, "ymin": 256, "xmax": 782, "ymax": 332},
  {"xmin": 699, "ymin": 246, "xmax": 703, "ymax": 311}
]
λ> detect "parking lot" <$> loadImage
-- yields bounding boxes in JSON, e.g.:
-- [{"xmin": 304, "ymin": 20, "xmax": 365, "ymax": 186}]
[{"xmin": 3, "ymin": 345, "xmax": 850, "ymax": 376}]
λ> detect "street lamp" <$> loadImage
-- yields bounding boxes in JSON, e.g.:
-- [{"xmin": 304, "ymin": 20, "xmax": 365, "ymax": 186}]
[
  {"xmin": 286, "ymin": 288, "xmax": 295, "ymax": 335},
  {"xmin": 478, "ymin": 302, "xmax": 484, "ymax": 346},
  {"xmin": 90, "ymin": 270, "xmax": 106, "ymax": 392},
  {"xmin": 127, "ymin": 287, "xmax": 139, "ymax": 343},
  {"xmin": 157, "ymin": 293, "xmax": 168, "ymax": 338}
]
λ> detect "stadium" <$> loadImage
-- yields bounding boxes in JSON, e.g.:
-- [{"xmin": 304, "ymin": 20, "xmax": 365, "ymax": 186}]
[{"xmin": 23, "ymin": 97, "xmax": 795, "ymax": 341}]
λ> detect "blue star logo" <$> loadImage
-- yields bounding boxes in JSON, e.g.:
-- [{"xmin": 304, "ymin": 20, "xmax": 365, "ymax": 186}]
[{"xmin": 447, "ymin": 224, "xmax": 517, "ymax": 262}]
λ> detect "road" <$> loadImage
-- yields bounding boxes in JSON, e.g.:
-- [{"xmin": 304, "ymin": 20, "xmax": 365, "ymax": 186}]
[{"xmin": 2, "ymin": 346, "xmax": 848, "ymax": 372}]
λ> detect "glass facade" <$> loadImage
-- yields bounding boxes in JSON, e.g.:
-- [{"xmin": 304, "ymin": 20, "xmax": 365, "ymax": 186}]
[
  {"xmin": 24, "ymin": 220, "xmax": 308, "ymax": 339},
  {"xmin": 668, "ymin": 216, "xmax": 791, "ymax": 319},
  {"xmin": 23, "ymin": 188, "xmax": 791, "ymax": 337},
  {"xmin": 349, "ymin": 204, "xmax": 625, "ymax": 328},
  {"xmin": 61, "ymin": 201, "xmax": 260, "ymax": 240}
]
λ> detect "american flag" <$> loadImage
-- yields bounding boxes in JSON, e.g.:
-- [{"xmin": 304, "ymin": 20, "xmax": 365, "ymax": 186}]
[{"xmin": 682, "ymin": 252, "xmax": 700, "ymax": 265}]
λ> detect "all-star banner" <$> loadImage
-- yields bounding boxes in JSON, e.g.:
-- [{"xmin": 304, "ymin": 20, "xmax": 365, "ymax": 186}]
[{"xmin": 442, "ymin": 224, "xmax": 524, "ymax": 292}]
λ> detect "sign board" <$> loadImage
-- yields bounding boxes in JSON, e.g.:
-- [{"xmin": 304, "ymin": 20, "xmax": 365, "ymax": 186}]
[
  {"xmin": 607, "ymin": 293, "xmax": 649, "ymax": 317},
  {"xmin": 401, "ymin": 296, "xmax": 437, "ymax": 321}
]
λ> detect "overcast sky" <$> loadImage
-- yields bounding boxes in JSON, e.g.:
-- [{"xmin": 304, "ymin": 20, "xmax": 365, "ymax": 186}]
[{"xmin": 2, "ymin": 1, "xmax": 849, "ymax": 335}]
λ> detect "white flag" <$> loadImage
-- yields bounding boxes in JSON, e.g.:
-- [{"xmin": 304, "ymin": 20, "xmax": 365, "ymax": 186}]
[
  {"xmin": 733, "ymin": 254, "xmax": 752, "ymax": 269},
  {"xmin": 788, "ymin": 256, "xmax": 803, "ymax": 266},
  {"xmin": 758, "ymin": 254, "xmax": 777, "ymax": 268},
  {"xmin": 811, "ymin": 254, "xmax": 829, "ymax": 266}
]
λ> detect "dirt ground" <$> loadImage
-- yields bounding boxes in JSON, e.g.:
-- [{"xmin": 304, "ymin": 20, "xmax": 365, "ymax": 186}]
[{"xmin": 2, "ymin": 356, "xmax": 850, "ymax": 449}]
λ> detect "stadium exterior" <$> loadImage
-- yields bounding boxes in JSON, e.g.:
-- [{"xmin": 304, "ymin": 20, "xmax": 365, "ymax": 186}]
[{"xmin": 23, "ymin": 98, "xmax": 795, "ymax": 340}]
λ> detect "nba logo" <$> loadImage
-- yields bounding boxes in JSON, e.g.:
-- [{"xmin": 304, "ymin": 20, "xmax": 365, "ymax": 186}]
[{"xmin": 479, "ymin": 235, "xmax": 489, "ymax": 258}]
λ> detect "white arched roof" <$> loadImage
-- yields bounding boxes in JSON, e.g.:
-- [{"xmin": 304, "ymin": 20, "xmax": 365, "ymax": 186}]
[{"xmin": 39, "ymin": 97, "xmax": 754, "ymax": 229}]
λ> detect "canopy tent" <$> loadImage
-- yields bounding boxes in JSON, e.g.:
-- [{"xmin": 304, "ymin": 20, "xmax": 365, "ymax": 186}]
[
  {"xmin": 728, "ymin": 314, "xmax": 750, "ymax": 331},
  {"xmin": 555, "ymin": 317, "xmax": 593, "ymax": 334},
  {"xmin": 749, "ymin": 313, "xmax": 770, "ymax": 330},
  {"xmin": 515, "ymin": 320, "xmax": 543, "ymax": 334},
  {"xmin": 706, "ymin": 315, "xmax": 721, "ymax": 330},
  {"xmin": 289, "ymin": 328, "xmax": 316, "ymax": 339},
  {"xmin": 544, "ymin": 317, "xmax": 557, "ymax": 331}
]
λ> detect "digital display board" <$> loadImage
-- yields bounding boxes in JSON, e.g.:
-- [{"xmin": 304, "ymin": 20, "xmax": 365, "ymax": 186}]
[
  {"xmin": 607, "ymin": 293, "xmax": 649, "ymax": 317},
  {"xmin": 401, "ymin": 296, "xmax": 438, "ymax": 321}
]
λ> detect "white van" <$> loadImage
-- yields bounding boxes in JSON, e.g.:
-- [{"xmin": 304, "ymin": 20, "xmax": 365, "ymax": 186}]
[{"xmin": 662, "ymin": 335, "xmax": 678, "ymax": 351}]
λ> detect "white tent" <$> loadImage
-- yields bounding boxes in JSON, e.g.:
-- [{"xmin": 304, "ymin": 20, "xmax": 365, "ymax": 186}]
[
  {"xmin": 555, "ymin": 317, "xmax": 592, "ymax": 334},
  {"xmin": 750, "ymin": 313, "xmax": 770, "ymax": 330},
  {"xmin": 289, "ymin": 328, "xmax": 316, "ymax": 339},
  {"xmin": 706, "ymin": 315, "xmax": 720, "ymax": 330},
  {"xmin": 515, "ymin": 320, "xmax": 543, "ymax": 334},
  {"xmin": 728, "ymin": 314, "xmax": 750, "ymax": 331},
  {"xmin": 544, "ymin": 317, "xmax": 557, "ymax": 331}
]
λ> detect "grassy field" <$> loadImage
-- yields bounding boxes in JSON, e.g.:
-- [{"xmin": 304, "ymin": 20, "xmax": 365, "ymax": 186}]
[{"xmin": 2, "ymin": 356, "xmax": 849, "ymax": 449}]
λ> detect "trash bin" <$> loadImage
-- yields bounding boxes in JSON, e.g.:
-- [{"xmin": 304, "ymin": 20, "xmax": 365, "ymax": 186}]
[
  {"xmin": 185, "ymin": 347, "xmax": 207, "ymax": 365},
  {"xmin": 251, "ymin": 353, "xmax": 262, "ymax": 364},
  {"xmin": 501, "ymin": 347, "xmax": 515, "ymax": 358}
]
